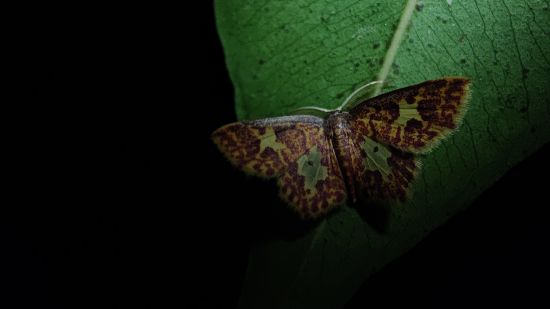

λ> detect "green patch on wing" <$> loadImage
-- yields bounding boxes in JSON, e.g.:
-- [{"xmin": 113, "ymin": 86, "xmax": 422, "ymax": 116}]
[
  {"xmin": 259, "ymin": 129, "xmax": 286, "ymax": 152},
  {"xmin": 395, "ymin": 103, "xmax": 422, "ymax": 126},
  {"xmin": 361, "ymin": 138, "xmax": 392, "ymax": 178},
  {"xmin": 297, "ymin": 146, "xmax": 328, "ymax": 192}
]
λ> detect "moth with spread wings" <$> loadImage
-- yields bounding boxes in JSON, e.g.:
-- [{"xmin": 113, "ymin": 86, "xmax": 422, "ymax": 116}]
[{"xmin": 212, "ymin": 77, "xmax": 471, "ymax": 219}]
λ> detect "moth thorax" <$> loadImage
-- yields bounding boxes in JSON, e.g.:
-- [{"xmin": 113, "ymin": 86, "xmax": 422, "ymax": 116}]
[{"xmin": 326, "ymin": 112, "xmax": 352, "ymax": 135}]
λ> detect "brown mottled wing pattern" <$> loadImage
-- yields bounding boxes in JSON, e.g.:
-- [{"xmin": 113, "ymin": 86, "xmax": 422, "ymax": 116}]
[
  {"xmin": 350, "ymin": 77, "xmax": 471, "ymax": 154},
  {"xmin": 211, "ymin": 115, "xmax": 346, "ymax": 219},
  {"xmin": 349, "ymin": 77, "xmax": 470, "ymax": 201}
]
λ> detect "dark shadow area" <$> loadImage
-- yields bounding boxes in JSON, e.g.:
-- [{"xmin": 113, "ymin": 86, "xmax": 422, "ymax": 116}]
[
  {"xmin": 210, "ymin": 162, "xmax": 321, "ymax": 244},
  {"xmin": 353, "ymin": 200, "xmax": 392, "ymax": 234},
  {"xmin": 345, "ymin": 142, "xmax": 550, "ymax": 308}
]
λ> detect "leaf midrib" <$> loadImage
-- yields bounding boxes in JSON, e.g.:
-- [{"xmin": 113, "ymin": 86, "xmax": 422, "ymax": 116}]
[{"xmin": 283, "ymin": 0, "xmax": 419, "ymax": 305}]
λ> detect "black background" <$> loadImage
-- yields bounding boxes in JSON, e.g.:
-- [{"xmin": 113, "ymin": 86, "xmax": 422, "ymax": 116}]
[{"xmin": 4, "ymin": 2, "xmax": 548, "ymax": 308}]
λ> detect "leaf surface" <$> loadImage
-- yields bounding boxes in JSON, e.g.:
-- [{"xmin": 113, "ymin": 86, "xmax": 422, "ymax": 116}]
[{"xmin": 215, "ymin": 0, "xmax": 550, "ymax": 307}]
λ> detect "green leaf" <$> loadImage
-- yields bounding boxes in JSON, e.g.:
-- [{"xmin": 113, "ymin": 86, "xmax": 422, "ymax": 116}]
[{"xmin": 215, "ymin": 0, "xmax": 550, "ymax": 308}]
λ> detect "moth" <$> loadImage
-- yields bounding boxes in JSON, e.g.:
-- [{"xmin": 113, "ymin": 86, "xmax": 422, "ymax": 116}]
[{"xmin": 212, "ymin": 77, "xmax": 471, "ymax": 219}]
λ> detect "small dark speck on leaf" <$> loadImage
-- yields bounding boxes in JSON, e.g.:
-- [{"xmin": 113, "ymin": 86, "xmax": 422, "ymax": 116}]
[
  {"xmin": 336, "ymin": 92, "xmax": 344, "ymax": 99},
  {"xmin": 355, "ymin": 62, "xmax": 360, "ymax": 68},
  {"xmin": 416, "ymin": 2, "xmax": 424, "ymax": 12},
  {"xmin": 392, "ymin": 63, "xmax": 400, "ymax": 74},
  {"xmin": 427, "ymin": 43, "xmax": 434, "ymax": 48},
  {"xmin": 408, "ymin": 38, "xmax": 414, "ymax": 43},
  {"xmin": 259, "ymin": 59, "xmax": 265, "ymax": 65},
  {"xmin": 460, "ymin": 58, "xmax": 467, "ymax": 64},
  {"xmin": 373, "ymin": 42, "xmax": 380, "ymax": 49},
  {"xmin": 373, "ymin": 146, "xmax": 379, "ymax": 153},
  {"xmin": 522, "ymin": 68, "xmax": 530, "ymax": 77}
]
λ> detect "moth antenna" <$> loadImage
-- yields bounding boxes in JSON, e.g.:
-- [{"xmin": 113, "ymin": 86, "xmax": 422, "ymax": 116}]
[
  {"xmin": 294, "ymin": 106, "xmax": 336, "ymax": 114},
  {"xmin": 337, "ymin": 80, "xmax": 385, "ymax": 111},
  {"xmin": 294, "ymin": 79, "xmax": 390, "ymax": 115}
]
